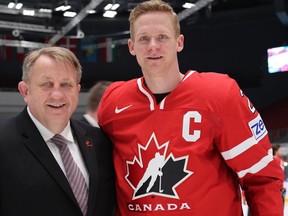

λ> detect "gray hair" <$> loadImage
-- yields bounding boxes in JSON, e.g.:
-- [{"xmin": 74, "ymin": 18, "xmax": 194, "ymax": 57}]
[{"xmin": 22, "ymin": 46, "xmax": 82, "ymax": 83}]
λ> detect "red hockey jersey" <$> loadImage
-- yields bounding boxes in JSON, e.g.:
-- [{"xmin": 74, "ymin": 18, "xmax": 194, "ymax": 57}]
[{"xmin": 98, "ymin": 71, "xmax": 284, "ymax": 216}]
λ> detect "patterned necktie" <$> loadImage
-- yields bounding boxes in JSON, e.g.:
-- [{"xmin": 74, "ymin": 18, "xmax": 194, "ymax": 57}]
[{"xmin": 51, "ymin": 134, "xmax": 88, "ymax": 216}]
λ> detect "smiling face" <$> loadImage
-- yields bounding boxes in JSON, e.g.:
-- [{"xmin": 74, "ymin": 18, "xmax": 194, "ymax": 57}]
[
  {"xmin": 18, "ymin": 55, "xmax": 80, "ymax": 133},
  {"xmin": 128, "ymin": 11, "xmax": 184, "ymax": 78}
]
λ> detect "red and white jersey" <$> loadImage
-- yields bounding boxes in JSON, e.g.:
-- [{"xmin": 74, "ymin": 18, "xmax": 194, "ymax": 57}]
[{"xmin": 98, "ymin": 71, "xmax": 284, "ymax": 216}]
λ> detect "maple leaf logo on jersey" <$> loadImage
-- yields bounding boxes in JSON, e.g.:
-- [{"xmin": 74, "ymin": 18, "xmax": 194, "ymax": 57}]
[{"xmin": 125, "ymin": 133, "xmax": 193, "ymax": 200}]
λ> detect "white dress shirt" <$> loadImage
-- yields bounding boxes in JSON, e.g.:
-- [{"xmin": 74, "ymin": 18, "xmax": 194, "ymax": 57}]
[
  {"xmin": 27, "ymin": 107, "xmax": 89, "ymax": 186},
  {"xmin": 83, "ymin": 113, "xmax": 99, "ymax": 128}
]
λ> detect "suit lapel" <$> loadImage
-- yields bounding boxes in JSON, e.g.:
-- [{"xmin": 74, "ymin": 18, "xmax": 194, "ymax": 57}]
[
  {"xmin": 18, "ymin": 109, "xmax": 100, "ymax": 216},
  {"xmin": 18, "ymin": 109, "xmax": 80, "ymax": 208},
  {"xmin": 71, "ymin": 120, "xmax": 99, "ymax": 216}
]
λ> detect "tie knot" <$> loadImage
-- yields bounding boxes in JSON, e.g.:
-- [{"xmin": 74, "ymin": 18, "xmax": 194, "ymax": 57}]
[{"xmin": 51, "ymin": 134, "xmax": 68, "ymax": 150}]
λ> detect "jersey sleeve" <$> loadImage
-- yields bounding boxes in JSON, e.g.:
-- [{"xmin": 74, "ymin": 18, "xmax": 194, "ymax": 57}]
[{"xmin": 214, "ymin": 78, "xmax": 284, "ymax": 215}]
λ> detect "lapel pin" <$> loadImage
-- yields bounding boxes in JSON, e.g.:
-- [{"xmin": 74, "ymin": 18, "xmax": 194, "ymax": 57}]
[{"xmin": 85, "ymin": 140, "xmax": 93, "ymax": 148}]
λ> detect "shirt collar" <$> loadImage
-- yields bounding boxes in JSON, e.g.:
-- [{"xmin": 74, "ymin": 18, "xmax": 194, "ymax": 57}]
[
  {"xmin": 83, "ymin": 113, "xmax": 99, "ymax": 127},
  {"xmin": 27, "ymin": 106, "xmax": 74, "ymax": 143}
]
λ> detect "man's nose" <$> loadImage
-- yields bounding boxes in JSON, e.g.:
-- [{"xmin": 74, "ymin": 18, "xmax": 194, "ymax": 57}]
[{"xmin": 148, "ymin": 38, "xmax": 160, "ymax": 50}]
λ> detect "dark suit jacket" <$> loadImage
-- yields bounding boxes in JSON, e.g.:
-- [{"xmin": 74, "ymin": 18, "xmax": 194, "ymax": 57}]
[
  {"xmin": 79, "ymin": 115, "xmax": 92, "ymax": 126},
  {"xmin": 0, "ymin": 108, "xmax": 116, "ymax": 216}
]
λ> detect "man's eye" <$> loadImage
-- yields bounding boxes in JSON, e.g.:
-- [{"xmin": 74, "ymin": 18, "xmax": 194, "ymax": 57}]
[
  {"xmin": 61, "ymin": 83, "xmax": 72, "ymax": 88},
  {"xmin": 140, "ymin": 36, "xmax": 149, "ymax": 41},
  {"xmin": 159, "ymin": 35, "xmax": 167, "ymax": 40},
  {"xmin": 41, "ymin": 82, "xmax": 52, "ymax": 88}
]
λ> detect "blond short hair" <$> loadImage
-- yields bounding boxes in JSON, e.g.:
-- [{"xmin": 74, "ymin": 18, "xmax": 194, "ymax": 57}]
[{"xmin": 129, "ymin": 0, "xmax": 180, "ymax": 40}]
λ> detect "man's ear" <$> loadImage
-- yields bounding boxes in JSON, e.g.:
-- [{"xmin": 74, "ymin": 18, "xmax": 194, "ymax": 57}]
[
  {"xmin": 77, "ymin": 84, "xmax": 81, "ymax": 93},
  {"xmin": 177, "ymin": 34, "xmax": 184, "ymax": 53},
  {"xmin": 18, "ymin": 81, "xmax": 28, "ymax": 97},
  {"xmin": 128, "ymin": 39, "xmax": 136, "ymax": 56}
]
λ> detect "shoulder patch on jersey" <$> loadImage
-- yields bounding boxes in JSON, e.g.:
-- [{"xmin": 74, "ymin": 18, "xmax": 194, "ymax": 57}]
[{"xmin": 248, "ymin": 114, "xmax": 267, "ymax": 141}]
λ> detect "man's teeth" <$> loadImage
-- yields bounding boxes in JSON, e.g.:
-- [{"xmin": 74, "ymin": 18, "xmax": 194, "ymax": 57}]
[{"xmin": 50, "ymin": 104, "xmax": 64, "ymax": 107}]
